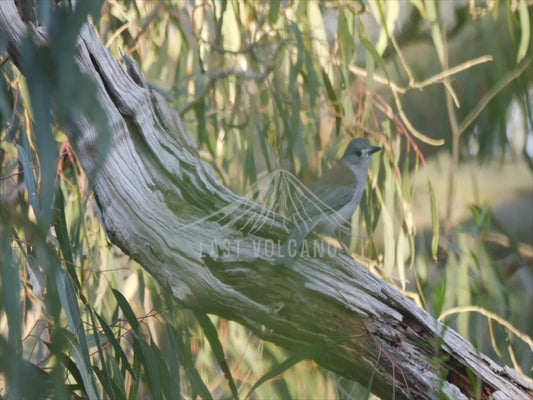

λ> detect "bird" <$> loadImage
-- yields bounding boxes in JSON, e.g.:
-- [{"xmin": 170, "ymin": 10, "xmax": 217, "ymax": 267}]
[{"xmin": 277, "ymin": 138, "xmax": 382, "ymax": 263}]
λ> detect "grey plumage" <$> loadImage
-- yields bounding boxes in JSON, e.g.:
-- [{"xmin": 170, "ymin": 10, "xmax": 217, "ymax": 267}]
[{"xmin": 277, "ymin": 138, "xmax": 381, "ymax": 264}]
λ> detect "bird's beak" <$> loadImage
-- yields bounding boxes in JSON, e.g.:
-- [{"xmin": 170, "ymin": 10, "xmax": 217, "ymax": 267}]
[{"xmin": 368, "ymin": 146, "xmax": 382, "ymax": 155}]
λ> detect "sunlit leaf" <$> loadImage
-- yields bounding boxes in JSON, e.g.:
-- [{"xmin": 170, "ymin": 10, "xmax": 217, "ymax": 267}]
[{"xmin": 516, "ymin": 0, "xmax": 530, "ymax": 63}]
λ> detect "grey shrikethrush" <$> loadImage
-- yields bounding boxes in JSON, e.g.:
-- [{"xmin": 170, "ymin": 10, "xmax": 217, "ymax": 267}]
[{"xmin": 278, "ymin": 138, "xmax": 382, "ymax": 263}]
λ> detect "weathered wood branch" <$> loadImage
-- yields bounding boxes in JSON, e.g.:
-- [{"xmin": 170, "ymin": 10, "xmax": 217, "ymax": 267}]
[{"xmin": 1, "ymin": 4, "xmax": 531, "ymax": 399}]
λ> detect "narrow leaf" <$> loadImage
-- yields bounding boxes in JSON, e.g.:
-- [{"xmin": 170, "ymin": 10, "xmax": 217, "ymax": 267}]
[
  {"xmin": 359, "ymin": 35, "xmax": 390, "ymax": 83},
  {"xmin": 17, "ymin": 140, "xmax": 39, "ymax": 216},
  {"xmin": 245, "ymin": 343, "xmax": 326, "ymax": 399},
  {"xmin": 132, "ymin": 337, "xmax": 161, "ymax": 400},
  {"xmin": 54, "ymin": 185, "xmax": 81, "ymax": 290},
  {"xmin": 194, "ymin": 312, "xmax": 239, "ymax": 400},
  {"xmin": 428, "ymin": 179, "xmax": 440, "ymax": 261},
  {"xmin": 95, "ymin": 312, "xmax": 136, "ymax": 377},
  {"xmin": 57, "ymin": 269, "xmax": 100, "ymax": 400},
  {"xmin": 516, "ymin": 0, "xmax": 530, "ymax": 63},
  {"xmin": 112, "ymin": 289, "xmax": 140, "ymax": 333},
  {"xmin": 167, "ymin": 325, "xmax": 213, "ymax": 400}
]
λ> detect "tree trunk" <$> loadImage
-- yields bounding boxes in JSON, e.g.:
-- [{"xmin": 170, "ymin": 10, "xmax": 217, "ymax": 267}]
[{"xmin": 0, "ymin": 3, "xmax": 531, "ymax": 399}]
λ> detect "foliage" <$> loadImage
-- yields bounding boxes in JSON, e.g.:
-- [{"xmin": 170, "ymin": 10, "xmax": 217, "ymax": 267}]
[{"xmin": 1, "ymin": 0, "xmax": 532, "ymax": 399}]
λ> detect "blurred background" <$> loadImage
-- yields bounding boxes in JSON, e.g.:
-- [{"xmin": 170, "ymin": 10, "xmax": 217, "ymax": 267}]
[{"xmin": 1, "ymin": 0, "xmax": 532, "ymax": 398}]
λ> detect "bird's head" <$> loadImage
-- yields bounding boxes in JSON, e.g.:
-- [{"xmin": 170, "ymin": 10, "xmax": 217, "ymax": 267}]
[{"xmin": 341, "ymin": 138, "xmax": 382, "ymax": 167}]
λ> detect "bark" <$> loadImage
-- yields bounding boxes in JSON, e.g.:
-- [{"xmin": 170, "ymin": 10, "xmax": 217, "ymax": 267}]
[{"xmin": 0, "ymin": 3, "xmax": 531, "ymax": 399}]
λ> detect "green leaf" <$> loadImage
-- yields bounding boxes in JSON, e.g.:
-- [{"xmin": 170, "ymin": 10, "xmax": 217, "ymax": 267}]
[
  {"xmin": 95, "ymin": 312, "xmax": 136, "ymax": 378},
  {"xmin": 57, "ymin": 269, "xmax": 100, "ymax": 400},
  {"xmin": 87, "ymin": 309, "xmax": 124, "ymax": 399},
  {"xmin": 128, "ymin": 349, "xmax": 142, "ymax": 400},
  {"xmin": 382, "ymin": 172, "xmax": 395, "ymax": 277},
  {"xmin": 0, "ymin": 337, "xmax": 53, "ymax": 400},
  {"xmin": 54, "ymin": 185, "xmax": 81, "ymax": 290},
  {"xmin": 26, "ymin": 254, "xmax": 45, "ymax": 297},
  {"xmin": 220, "ymin": 1, "xmax": 240, "ymax": 52},
  {"xmin": 516, "ymin": 0, "xmax": 530, "ymax": 63},
  {"xmin": 321, "ymin": 69, "xmax": 343, "ymax": 137},
  {"xmin": 268, "ymin": 0, "xmax": 281, "ymax": 24},
  {"xmin": 307, "ymin": 0, "xmax": 331, "ymax": 81},
  {"xmin": 150, "ymin": 340, "xmax": 173, "ymax": 400},
  {"xmin": 94, "ymin": 366, "xmax": 128, "ymax": 400},
  {"xmin": 359, "ymin": 35, "xmax": 390, "ymax": 83},
  {"xmin": 371, "ymin": 0, "xmax": 400, "ymax": 55},
  {"xmin": 17, "ymin": 137, "xmax": 39, "ymax": 216},
  {"xmin": 0, "ymin": 218, "xmax": 23, "ymax": 393},
  {"xmin": 194, "ymin": 312, "xmax": 239, "ymax": 400},
  {"xmin": 56, "ymin": 269, "xmax": 81, "ymax": 336},
  {"xmin": 428, "ymin": 179, "xmax": 439, "ymax": 261},
  {"xmin": 257, "ymin": 120, "xmax": 273, "ymax": 173},
  {"xmin": 0, "ymin": 65, "xmax": 13, "ymax": 124},
  {"xmin": 132, "ymin": 337, "xmax": 161, "ymax": 400},
  {"xmin": 20, "ymin": 38, "xmax": 58, "ymax": 228},
  {"xmin": 167, "ymin": 324, "xmax": 213, "ymax": 400},
  {"xmin": 244, "ymin": 134, "xmax": 257, "ymax": 188},
  {"xmin": 433, "ymin": 277, "xmax": 447, "ymax": 318},
  {"xmin": 109, "ymin": 356, "xmax": 129, "ymax": 398},
  {"xmin": 245, "ymin": 343, "xmax": 326, "ymax": 399},
  {"xmin": 165, "ymin": 324, "xmax": 182, "ymax": 400},
  {"xmin": 338, "ymin": 8, "xmax": 356, "ymax": 62},
  {"xmin": 425, "ymin": 0, "xmax": 445, "ymax": 64},
  {"xmin": 112, "ymin": 288, "xmax": 141, "ymax": 333}
]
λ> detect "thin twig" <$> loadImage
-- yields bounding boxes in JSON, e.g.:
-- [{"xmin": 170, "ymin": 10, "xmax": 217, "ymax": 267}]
[
  {"xmin": 456, "ymin": 55, "xmax": 532, "ymax": 138},
  {"xmin": 348, "ymin": 55, "xmax": 493, "ymax": 94},
  {"xmin": 438, "ymin": 305, "xmax": 533, "ymax": 352},
  {"xmin": 391, "ymin": 89, "xmax": 445, "ymax": 146},
  {"xmin": 348, "ymin": 54, "xmax": 494, "ymax": 147},
  {"xmin": 413, "ymin": 55, "xmax": 493, "ymax": 90}
]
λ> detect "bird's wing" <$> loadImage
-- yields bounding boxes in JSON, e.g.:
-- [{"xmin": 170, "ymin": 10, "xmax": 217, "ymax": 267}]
[
  {"xmin": 309, "ymin": 182, "xmax": 356, "ymax": 211},
  {"xmin": 299, "ymin": 162, "xmax": 358, "ymax": 216},
  {"xmin": 277, "ymin": 163, "xmax": 358, "ymax": 265}
]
